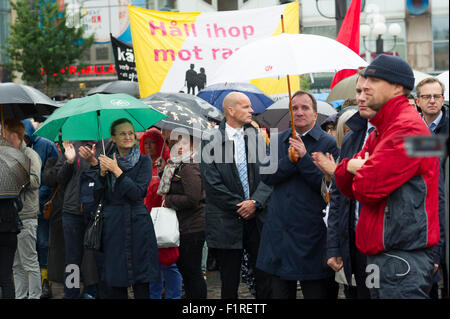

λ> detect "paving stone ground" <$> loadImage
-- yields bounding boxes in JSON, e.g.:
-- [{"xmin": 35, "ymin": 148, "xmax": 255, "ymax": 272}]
[{"xmin": 49, "ymin": 270, "xmax": 348, "ymax": 299}]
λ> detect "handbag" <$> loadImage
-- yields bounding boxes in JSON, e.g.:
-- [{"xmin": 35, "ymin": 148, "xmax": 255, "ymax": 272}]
[
  {"xmin": 42, "ymin": 185, "xmax": 60, "ymax": 220},
  {"xmin": 84, "ymin": 198, "xmax": 104, "ymax": 251},
  {"xmin": 150, "ymin": 202, "xmax": 180, "ymax": 248}
]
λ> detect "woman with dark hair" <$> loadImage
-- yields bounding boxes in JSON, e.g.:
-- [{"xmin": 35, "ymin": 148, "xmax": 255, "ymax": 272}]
[{"xmin": 94, "ymin": 118, "xmax": 160, "ymax": 299}]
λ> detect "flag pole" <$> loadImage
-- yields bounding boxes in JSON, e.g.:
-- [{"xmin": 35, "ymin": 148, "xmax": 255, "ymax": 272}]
[{"xmin": 281, "ymin": 14, "xmax": 298, "ymax": 162}]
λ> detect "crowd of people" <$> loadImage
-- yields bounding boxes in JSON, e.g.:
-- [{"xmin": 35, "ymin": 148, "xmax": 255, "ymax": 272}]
[{"xmin": 0, "ymin": 54, "xmax": 448, "ymax": 299}]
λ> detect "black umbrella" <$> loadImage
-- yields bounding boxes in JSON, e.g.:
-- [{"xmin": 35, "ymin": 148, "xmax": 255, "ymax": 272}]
[
  {"xmin": 143, "ymin": 92, "xmax": 224, "ymax": 123},
  {"xmin": 51, "ymin": 92, "xmax": 68, "ymax": 101},
  {"xmin": 0, "ymin": 136, "xmax": 30, "ymax": 199},
  {"xmin": 87, "ymin": 80, "xmax": 140, "ymax": 99},
  {"xmin": 256, "ymin": 97, "xmax": 337, "ymax": 131},
  {"xmin": 140, "ymin": 98, "xmax": 213, "ymax": 136},
  {"xmin": 0, "ymin": 82, "xmax": 59, "ymax": 136}
]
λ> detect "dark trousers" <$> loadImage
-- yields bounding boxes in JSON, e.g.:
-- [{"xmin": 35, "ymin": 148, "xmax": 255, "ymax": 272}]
[
  {"xmin": 0, "ymin": 232, "xmax": 17, "ymax": 299},
  {"xmin": 177, "ymin": 231, "xmax": 207, "ymax": 299},
  {"xmin": 215, "ymin": 219, "xmax": 271, "ymax": 299},
  {"xmin": 367, "ymin": 248, "xmax": 434, "ymax": 299},
  {"xmin": 62, "ymin": 212, "xmax": 85, "ymax": 298},
  {"xmin": 108, "ymin": 283, "xmax": 149, "ymax": 299},
  {"xmin": 36, "ymin": 213, "xmax": 49, "ymax": 267},
  {"xmin": 187, "ymin": 84, "xmax": 196, "ymax": 95},
  {"xmin": 348, "ymin": 230, "xmax": 371, "ymax": 299},
  {"xmin": 271, "ymin": 275, "xmax": 339, "ymax": 299},
  {"xmin": 62, "ymin": 212, "xmax": 98, "ymax": 298}
]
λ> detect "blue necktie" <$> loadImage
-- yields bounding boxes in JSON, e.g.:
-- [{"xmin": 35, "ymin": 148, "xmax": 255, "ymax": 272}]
[
  {"xmin": 429, "ymin": 123, "xmax": 436, "ymax": 132},
  {"xmin": 235, "ymin": 131, "xmax": 249, "ymax": 200}
]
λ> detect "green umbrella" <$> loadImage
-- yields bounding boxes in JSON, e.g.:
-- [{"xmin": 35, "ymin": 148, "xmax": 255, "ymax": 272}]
[{"xmin": 33, "ymin": 93, "xmax": 167, "ymax": 153}]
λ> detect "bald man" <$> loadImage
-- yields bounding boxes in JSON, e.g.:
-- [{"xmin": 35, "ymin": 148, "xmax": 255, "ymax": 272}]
[{"xmin": 199, "ymin": 92, "xmax": 272, "ymax": 299}]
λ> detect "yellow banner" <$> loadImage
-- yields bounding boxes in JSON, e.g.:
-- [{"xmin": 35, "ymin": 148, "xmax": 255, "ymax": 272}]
[{"xmin": 129, "ymin": 2, "xmax": 299, "ymax": 98}]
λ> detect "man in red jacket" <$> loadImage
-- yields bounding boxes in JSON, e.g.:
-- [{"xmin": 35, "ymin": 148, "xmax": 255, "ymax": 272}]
[{"xmin": 334, "ymin": 54, "xmax": 440, "ymax": 299}]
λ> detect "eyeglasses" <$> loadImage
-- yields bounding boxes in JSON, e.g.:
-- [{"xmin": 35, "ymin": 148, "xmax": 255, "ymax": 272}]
[{"xmin": 419, "ymin": 94, "xmax": 444, "ymax": 101}]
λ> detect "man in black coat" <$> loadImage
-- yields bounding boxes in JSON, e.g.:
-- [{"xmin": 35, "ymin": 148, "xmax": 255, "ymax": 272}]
[
  {"xmin": 315, "ymin": 71, "xmax": 376, "ymax": 299},
  {"xmin": 199, "ymin": 92, "xmax": 272, "ymax": 299},
  {"xmin": 415, "ymin": 77, "xmax": 448, "ymax": 299}
]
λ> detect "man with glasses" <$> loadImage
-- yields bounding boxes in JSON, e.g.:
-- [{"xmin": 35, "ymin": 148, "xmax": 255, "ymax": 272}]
[
  {"xmin": 416, "ymin": 77, "xmax": 448, "ymax": 299},
  {"xmin": 416, "ymin": 78, "xmax": 448, "ymax": 136}
]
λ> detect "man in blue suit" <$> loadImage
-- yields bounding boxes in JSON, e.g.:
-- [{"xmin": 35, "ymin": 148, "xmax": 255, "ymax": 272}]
[{"xmin": 257, "ymin": 91, "xmax": 339, "ymax": 299}]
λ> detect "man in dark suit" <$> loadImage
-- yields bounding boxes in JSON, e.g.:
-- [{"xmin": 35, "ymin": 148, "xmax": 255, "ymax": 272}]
[
  {"xmin": 415, "ymin": 77, "xmax": 448, "ymax": 299},
  {"xmin": 257, "ymin": 91, "xmax": 339, "ymax": 299},
  {"xmin": 199, "ymin": 92, "xmax": 272, "ymax": 299}
]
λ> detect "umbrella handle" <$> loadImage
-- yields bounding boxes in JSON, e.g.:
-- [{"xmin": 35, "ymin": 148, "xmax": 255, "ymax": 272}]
[
  {"xmin": 286, "ymin": 75, "xmax": 298, "ymax": 163},
  {"xmin": 281, "ymin": 16, "xmax": 298, "ymax": 163},
  {"xmin": 96, "ymin": 110, "xmax": 106, "ymax": 155}
]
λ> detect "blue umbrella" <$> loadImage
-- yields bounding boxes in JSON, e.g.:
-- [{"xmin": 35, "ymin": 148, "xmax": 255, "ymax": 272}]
[{"xmin": 197, "ymin": 82, "xmax": 275, "ymax": 114}]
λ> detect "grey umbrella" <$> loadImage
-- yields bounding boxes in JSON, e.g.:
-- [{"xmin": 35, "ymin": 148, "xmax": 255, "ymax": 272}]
[
  {"xmin": 0, "ymin": 82, "xmax": 59, "ymax": 136},
  {"xmin": 143, "ymin": 92, "xmax": 224, "ymax": 123},
  {"xmin": 0, "ymin": 136, "xmax": 30, "ymax": 199},
  {"xmin": 256, "ymin": 97, "xmax": 337, "ymax": 131},
  {"xmin": 140, "ymin": 98, "xmax": 213, "ymax": 136},
  {"xmin": 87, "ymin": 80, "xmax": 140, "ymax": 99}
]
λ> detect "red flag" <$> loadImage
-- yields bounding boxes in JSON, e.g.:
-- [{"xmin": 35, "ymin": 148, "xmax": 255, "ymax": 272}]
[{"xmin": 330, "ymin": 0, "xmax": 361, "ymax": 89}]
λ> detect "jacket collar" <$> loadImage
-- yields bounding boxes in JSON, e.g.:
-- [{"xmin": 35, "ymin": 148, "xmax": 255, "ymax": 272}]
[
  {"xmin": 346, "ymin": 112, "xmax": 368, "ymax": 133},
  {"xmin": 434, "ymin": 105, "xmax": 448, "ymax": 132},
  {"xmin": 281, "ymin": 123, "xmax": 323, "ymax": 142},
  {"xmin": 218, "ymin": 119, "xmax": 256, "ymax": 144},
  {"xmin": 369, "ymin": 95, "xmax": 409, "ymax": 134}
]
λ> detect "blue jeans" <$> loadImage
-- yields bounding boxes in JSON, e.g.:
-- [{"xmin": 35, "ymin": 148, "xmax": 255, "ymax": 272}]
[
  {"xmin": 149, "ymin": 263, "xmax": 182, "ymax": 299},
  {"xmin": 36, "ymin": 213, "xmax": 49, "ymax": 267},
  {"xmin": 62, "ymin": 212, "xmax": 96, "ymax": 299}
]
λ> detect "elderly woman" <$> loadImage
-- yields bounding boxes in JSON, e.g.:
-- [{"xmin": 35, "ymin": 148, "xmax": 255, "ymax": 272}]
[
  {"xmin": 158, "ymin": 134, "xmax": 207, "ymax": 299},
  {"xmin": 94, "ymin": 118, "xmax": 160, "ymax": 299}
]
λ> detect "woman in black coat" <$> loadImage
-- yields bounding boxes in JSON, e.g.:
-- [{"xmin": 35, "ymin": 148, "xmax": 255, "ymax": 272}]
[
  {"xmin": 0, "ymin": 198, "xmax": 21, "ymax": 299},
  {"xmin": 95, "ymin": 118, "xmax": 159, "ymax": 299},
  {"xmin": 41, "ymin": 156, "xmax": 66, "ymax": 284}
]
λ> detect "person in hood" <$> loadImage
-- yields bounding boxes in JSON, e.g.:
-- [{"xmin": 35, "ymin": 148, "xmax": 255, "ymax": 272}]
[
  {"xmin": 140, "ymin": 128, "xmax": 183, "ymax": 299},
  {"xmin": 22, "ymin": 118, "xmax": 58, "ymax": 299}
]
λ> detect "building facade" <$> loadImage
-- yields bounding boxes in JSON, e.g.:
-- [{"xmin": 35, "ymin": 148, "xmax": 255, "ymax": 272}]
[{"xmin": 0, "ymin": 0, "xmax": 448, "ymax": 94}]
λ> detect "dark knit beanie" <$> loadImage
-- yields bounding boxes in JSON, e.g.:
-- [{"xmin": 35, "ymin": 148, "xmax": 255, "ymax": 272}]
[{"xmin": 364, "ymin": 54, "xmax": 415, "ymax": 90}]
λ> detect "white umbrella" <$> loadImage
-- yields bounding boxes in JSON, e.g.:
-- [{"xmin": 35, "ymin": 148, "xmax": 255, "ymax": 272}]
[
  {"xmin": 327, "ymin": 69, "xmax": 433, "ymax": 102},
  {"xmin": 436, "ymin": 71, "xmax": 449, "ymax": 101},
  {"xmin": 210, "ymin": 33, "xmax": 367, "ymax": 162},
  {"xmin": 209, "ymin": 33, "xmax": 368, "ymax": 84},
  {"xmin": 413, "ymin": 70, "xmax": 432, "ymax": 87}
]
